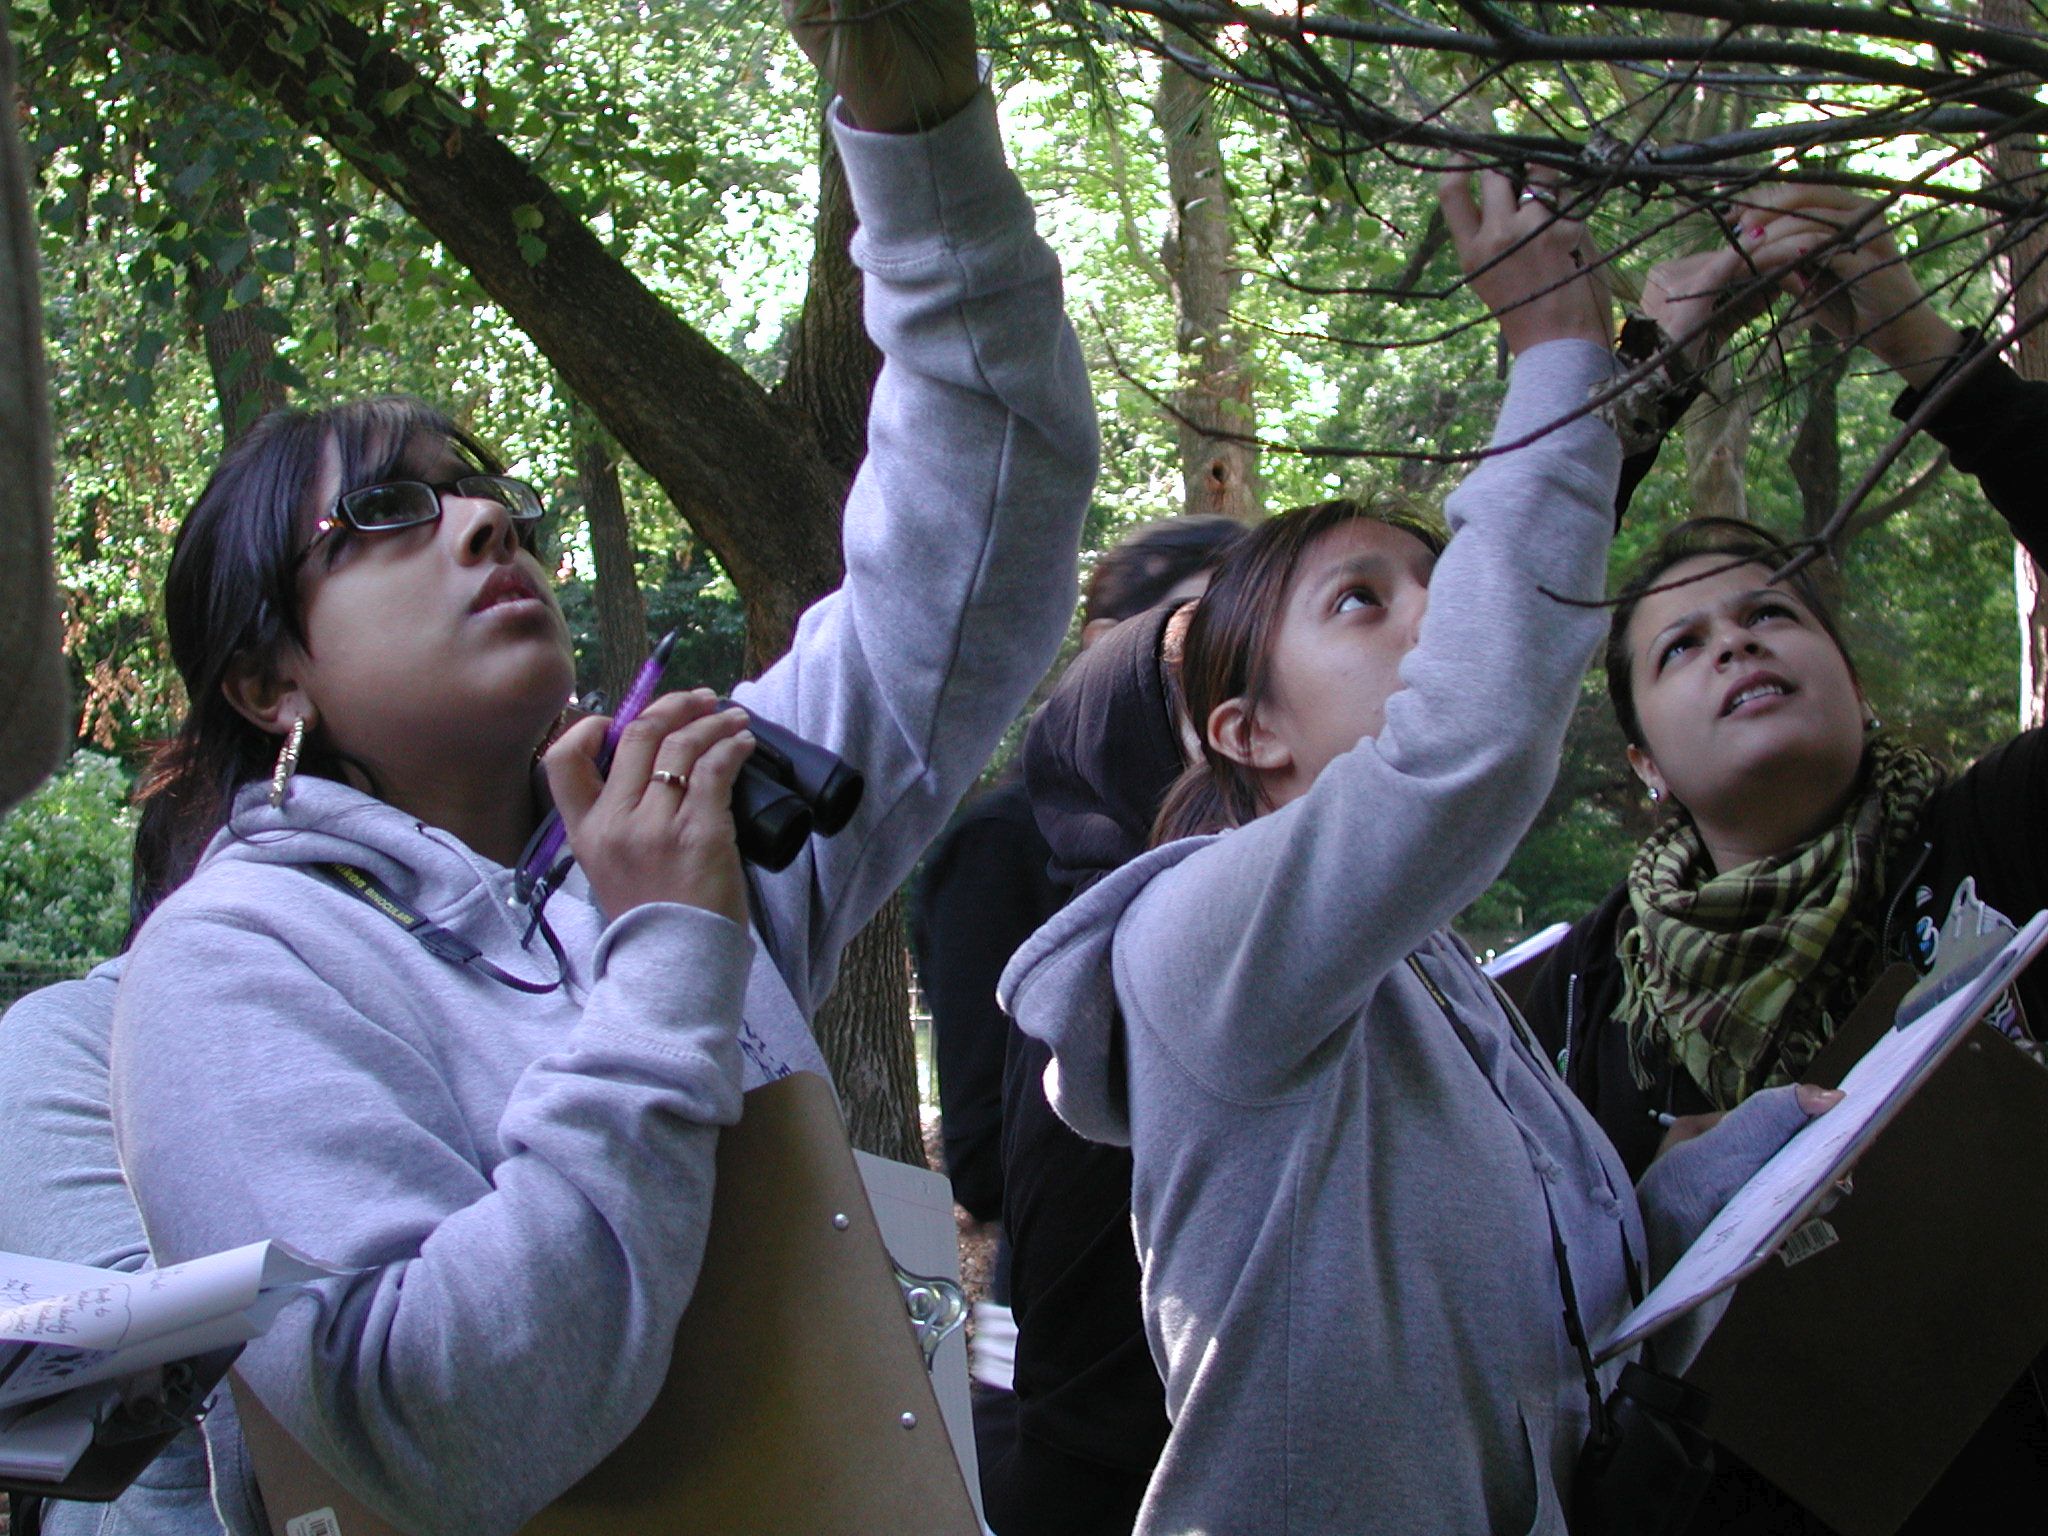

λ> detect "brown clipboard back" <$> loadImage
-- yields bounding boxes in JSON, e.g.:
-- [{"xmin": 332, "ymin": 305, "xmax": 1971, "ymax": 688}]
[
  {"xmin": 1686, "ymin": 966, "xmax": 2048, "ymax": 1536},
  {"xmin": 238, "ymin": 1071, "xmax": 979, "ymax": 1536}
]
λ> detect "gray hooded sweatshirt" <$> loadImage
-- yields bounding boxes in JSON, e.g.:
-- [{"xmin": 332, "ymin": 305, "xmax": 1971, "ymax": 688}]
[
  {"xmin": 109, "ymin": 88, "xmax": 1095, "ymax": 1536},
  {"xmin": 1002, "ymin": 340, "xmax": 1811, "ymax": 1535}
]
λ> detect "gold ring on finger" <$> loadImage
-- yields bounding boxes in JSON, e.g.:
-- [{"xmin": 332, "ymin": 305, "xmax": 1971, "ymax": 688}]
[{"xmin": 652, "ymin": 770, "xmax": 688, "ymax": 791}]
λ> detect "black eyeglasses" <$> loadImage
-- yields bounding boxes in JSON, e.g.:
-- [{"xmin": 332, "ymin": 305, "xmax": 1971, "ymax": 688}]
[{"xmin": 294, "ymin": 475, "xmax": 546, "ymax": 569}]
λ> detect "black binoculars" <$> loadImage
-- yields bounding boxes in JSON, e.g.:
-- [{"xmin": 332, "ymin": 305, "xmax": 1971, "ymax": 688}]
[{"xmin": 719, "ymin": 703, "xmax": 864, "ymax": 871}]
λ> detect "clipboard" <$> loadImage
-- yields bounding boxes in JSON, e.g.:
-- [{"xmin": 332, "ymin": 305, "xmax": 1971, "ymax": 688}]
[
  {"xmin": 0, "ymin": 1346, "xmax": 241, "ymax": 1505},
  {"xmin": 1601, "ymin": 911, "xmax": 2048, "ymax": 1361},
  {"xmin": 1680, "ymin": 951, "xmax": 2048, "ymax": 1535},
  {"xmin": 237, "ymin": 1071, "xmax": 980, "ymax": 1536}
]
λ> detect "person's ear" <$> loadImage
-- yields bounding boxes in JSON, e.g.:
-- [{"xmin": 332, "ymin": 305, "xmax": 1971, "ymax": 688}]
[
  {"xmin": 1626, "ymin": 742, "xmax": 1670, "ymax": 806},
  {"xmin": 1208, "ymin": 696, "xmax": 1290, "ymax": 773},
  {"xmin": 223, "ymin": 650, "xmax": 312, "ymax": 738}
]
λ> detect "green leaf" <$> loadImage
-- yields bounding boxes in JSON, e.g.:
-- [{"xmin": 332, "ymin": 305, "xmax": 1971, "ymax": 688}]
[
  {"xmin": 170, "ymin": 159, "xmax": 212, "ymax": 199},
  {"xmin": 246, "ymin": 304, "xmax": 292, "ymax": 336},
  {"xmin": 517, "ymin": 232, "xmax": 547, "ymax": 266},
  {"xmin": 380, "ymin": 82, "xmax": 421, "ymax": 115},
  {"xmin": 511, "ymin": 203, "xmax": 544, "ymax": 231},
  {"xmin": 248, "ymin": 204, "xmax": 293, "ymax": 239}
]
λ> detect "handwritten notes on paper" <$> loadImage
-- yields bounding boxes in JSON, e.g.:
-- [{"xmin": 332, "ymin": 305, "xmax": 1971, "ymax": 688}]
[{"xmin": 0, "ymin": 1241, "xmax": 342, "ymax": 1413}]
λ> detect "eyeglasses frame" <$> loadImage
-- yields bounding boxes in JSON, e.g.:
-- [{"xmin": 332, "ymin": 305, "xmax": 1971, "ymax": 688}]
[{"xmin": 292, "ymin": 475, "xmax": 547, "ymax": 573}]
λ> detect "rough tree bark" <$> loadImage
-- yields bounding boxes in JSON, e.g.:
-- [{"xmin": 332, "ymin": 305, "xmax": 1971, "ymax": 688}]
[
  {"xmin": 1791, "ymin": 336, "xmax": 1845, "ymax": 540},
  {"xmin": 0, "ymin": 22, "xmax": 68, "ymax": 809},
  {"xmin": 1157, "ymin": 28, "xmax": 1258, "ymax": 521},
  {"xmin": 567, "ymin": 395, "xmax": 651, "ymax": 710},
  {"xmin": 1986, "ymin": 0, "xmax": 2048, "ymax": 730},
  {"xmin": 181, "ymin": 186, "xmax": 289, "ymax": 446}
]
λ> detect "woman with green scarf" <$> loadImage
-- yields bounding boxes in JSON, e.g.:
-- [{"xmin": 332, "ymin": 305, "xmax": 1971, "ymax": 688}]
[{"xmin": 1524, "ymin": 186, "xmax": 2048, "ymax": 1533}]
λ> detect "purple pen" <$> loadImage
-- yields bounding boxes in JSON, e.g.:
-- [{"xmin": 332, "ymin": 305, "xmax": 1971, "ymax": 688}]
[{"xmin": 514, "ymin": 629, "xmax": 679, "ymax": 909}]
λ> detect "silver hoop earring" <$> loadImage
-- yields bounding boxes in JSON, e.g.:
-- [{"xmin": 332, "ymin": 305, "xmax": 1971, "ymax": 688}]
[{"xmin": 270, "ymin": 717, "xmax": 307, "ymax": 808}]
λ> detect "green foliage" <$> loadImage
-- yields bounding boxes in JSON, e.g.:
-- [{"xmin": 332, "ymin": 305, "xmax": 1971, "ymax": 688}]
[
  {"xmin": 13, "ymin": 0, "xmax": 2038, "ymax": 963},
  {"xmin": 0, "ymin": 752, "xmax": 136, "ymax": 972}
]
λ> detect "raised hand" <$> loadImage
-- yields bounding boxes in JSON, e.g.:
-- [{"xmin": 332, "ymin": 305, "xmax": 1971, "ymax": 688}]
[
  {"xmin": 1727, "ymin": 184, "xmax": 1965, "ymax": 389},
  {"xmin": 1638, "ymin": 244, "xmax": 1782, "ymax": 369},
  {"xmin": 783, "ymin": 0, "xmax": 980, "ymax": 134},
  {"xmin": 1437, "ymin": 162, "xmax": 1612, "ymax": 357},
  {"xmin": 543, "ymin": 689, "xmax": 756, "ymax": 927}
]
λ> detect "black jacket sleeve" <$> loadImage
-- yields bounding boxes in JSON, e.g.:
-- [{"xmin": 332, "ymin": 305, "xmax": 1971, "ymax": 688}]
[
  {"xmin": 1896, "ymin": 345, "xmax": 2048, "ymax": 563},
  {"xmin": 909, "ymin": 782, "xmax": 1063, "ymax": 1224}
]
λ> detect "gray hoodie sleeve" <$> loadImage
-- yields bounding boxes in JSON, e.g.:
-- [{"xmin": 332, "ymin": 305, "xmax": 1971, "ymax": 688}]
[
  {"xmin": 113, "ymin": 901, "xmax": 752, "ymax": 1536},
  {"xmin": 730, "ymin": 87, "xmax": 1096, "ymax": 1018},
  {"xmin": 0, "ymin": 967, "xmax": 226, "ymax": 1536},
  {"xmin": 1113, "ymin": 341, "xmax": 1619, "ymax": 1100}
]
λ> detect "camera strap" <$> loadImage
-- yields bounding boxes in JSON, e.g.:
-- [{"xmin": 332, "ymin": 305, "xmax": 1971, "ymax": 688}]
[{"xmin": 312, "ymin": 862, "xmax": 567, "ymax": 995}]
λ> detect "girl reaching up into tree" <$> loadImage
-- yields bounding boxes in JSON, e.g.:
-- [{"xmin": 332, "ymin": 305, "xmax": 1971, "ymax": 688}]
[{"xmin": 1001, "ymin": 165, "xmax": 1836, "ymax": 1535}]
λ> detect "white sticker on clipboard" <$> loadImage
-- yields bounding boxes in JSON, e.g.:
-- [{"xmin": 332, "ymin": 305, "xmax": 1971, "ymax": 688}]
[
  {"xmin": 286, "ymin": 1509, "xmax": 343, "ymax": 1536},
  {"xmin": 1777, "ymin": 1218, "xmax": 1840, "ymax": 1269}
]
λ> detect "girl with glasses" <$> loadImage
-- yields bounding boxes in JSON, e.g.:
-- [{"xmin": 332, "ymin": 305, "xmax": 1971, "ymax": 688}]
[
  {"xmin": 103, "ymin": 3, "xmax": 1095, "ymax": 1532},
  {"xmin": 1000, "ymin": 168, "xmax": 1836, "ymax": 1535}
]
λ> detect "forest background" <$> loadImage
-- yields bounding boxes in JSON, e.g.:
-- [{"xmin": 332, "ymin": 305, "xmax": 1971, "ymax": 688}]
[{"xmin": 4, "ymin": 0, "xmax": 2044, "ymax": 1159}]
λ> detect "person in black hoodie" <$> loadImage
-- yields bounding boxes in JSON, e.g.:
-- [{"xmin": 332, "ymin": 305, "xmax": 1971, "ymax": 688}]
[
  {"xmin": 988, "ymin": 598, "xmax": 1196, "ymax": 1534},
  {"xmin": 1523, "ymin": 185, "xmax": 2048, "ymax": 1532},
  {"xmin": 909, "ymin": 516, "xmax": 1240, "ymax": 1529}
]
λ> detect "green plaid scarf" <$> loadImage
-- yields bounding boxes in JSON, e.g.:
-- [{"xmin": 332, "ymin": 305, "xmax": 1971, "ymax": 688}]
[{"xmin": 1616, "ymin": 738, "xmax": 1944, "ymax": 1108}]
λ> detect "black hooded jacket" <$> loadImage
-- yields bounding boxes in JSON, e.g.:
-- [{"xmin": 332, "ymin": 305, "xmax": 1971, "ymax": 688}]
[{"xmin": 986, "ymin": 603, "xmax": 1188, "ymax": 1534}]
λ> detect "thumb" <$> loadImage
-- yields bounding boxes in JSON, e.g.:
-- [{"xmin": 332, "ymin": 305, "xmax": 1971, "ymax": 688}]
[{"xmin": 541, "ymin": 713, "xmax": 612, "ymax": 834}]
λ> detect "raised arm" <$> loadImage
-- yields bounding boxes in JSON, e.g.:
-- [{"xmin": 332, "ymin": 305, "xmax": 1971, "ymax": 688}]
[
  {"xmin": 731, "ymin": 0, "xmax": 1095, "ymax": 1016},
  {"xmin": 1622, "ymin": 186, "xmax": 2048, "ymax": 554},
  {"xmin": 1114, "ymin": 168, "xmax": 1619, "ymax": 1092}
]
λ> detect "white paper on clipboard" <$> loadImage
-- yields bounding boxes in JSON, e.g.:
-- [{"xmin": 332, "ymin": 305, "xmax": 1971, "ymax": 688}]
[{"xmin": 1595, "ymin": 909, "xmax": 2048, "ymax": 1363}]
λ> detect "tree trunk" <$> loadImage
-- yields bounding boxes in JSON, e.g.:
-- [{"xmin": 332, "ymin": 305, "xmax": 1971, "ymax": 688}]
[
  {"xmin": 1790, "ymin": 336, "xmax": 1845, "ymax": 540},
  {"xmin": 1682, "ymin": 361, "xmax": 1753, "ymax": 521},
  {"xmin": 773, "ymin": 114, "xmax": 878, "ymax": 494},
  {"xmin": 568, "ymin": 396, "xmax": 649, "ymax": 708},
  {"xmin": 768, "ymin": 102, "xmax": 926, "ymax": 1165},
  {"xmin": 182, "ymin": 188, "xmax": 289, "ymax": 446},
  {"xmin": 1985, "ymin": 0, "xmax": 2048, "ymax": 730},
  {"xmin": 0, "ymin": 22, "xmax": 69, "ymax": 810},
  {"xmin": 812, "ymin": 891, "xmax": 921, "ymax": 1164},
  {"xmin": 1157, "ymin": 30, "xmax": 1258, "ymax": 521}
]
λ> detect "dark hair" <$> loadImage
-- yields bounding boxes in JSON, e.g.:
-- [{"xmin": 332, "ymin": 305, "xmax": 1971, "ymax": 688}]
[
  {"xmin": 1084, "ymin": 515, "xmax": 1246, "ymax": 627},
  {"xmin": 128, "ymin": 397, "xmax": 500, "ymax": 936},
  {"xmin": 1151, "ymin": 496, "xmax": 1447, "ymax": 845},
  {"xmin": 1603, "ymin": 517, "xmax": 1856, "ymax": 750}
]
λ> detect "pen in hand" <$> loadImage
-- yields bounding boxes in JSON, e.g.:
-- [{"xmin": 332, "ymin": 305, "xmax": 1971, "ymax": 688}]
[{"xmin": 514, "ymin": 630, "xmax": 680, "ymax": 913}]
